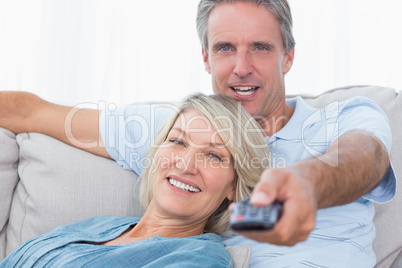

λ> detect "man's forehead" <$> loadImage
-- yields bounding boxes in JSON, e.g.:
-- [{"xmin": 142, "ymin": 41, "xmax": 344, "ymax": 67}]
[
  {"xmin": 208, "ymin": 2, "xmax": 275, "ymax": 21},
  {"xmin": 207, "ymin": 2, "xmax": 282, "ymax": 47}
]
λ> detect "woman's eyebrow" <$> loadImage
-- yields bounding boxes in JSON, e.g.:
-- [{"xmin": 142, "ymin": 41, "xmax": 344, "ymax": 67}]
[
  {"xmin": 208, "ymin": 142, "xmax": 226, "ymax": 148},
  {"xmin": 170, "ymin": 127, "xmax": 185, "ymax": 135},
  {"xmin": 170, "ymin": 127, "xmax": 227, "ymax": 149}
]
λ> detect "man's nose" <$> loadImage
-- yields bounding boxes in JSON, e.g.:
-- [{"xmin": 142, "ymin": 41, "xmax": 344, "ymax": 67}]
[{"xmin": 233, "ymin": 52, "xmax": 253, "ymax": 78}]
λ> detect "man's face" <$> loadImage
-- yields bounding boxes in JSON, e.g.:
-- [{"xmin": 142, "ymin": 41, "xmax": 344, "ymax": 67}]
[{"xmin": 203, "ymin": 2, "xmax": 294, "ymax": 124}]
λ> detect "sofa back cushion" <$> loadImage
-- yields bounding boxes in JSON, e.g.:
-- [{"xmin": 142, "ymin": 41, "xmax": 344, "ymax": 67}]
[
  {"xmin": 0, "ymin": 128, "xmax": 19, "ymax": 260},
  {"xmin": 6, "ymin": 132, "xmax": 145, "ymax": 255},
  {"xmin": 6, "ymin": 133, "xmax": 252, "ymax": 267}
]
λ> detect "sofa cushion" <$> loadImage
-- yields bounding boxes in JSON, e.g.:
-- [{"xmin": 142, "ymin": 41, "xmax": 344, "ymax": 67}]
[
  {"xmin": 227, "ymin": 245, "xmax": 251, "ymax": 268},
  {"xmin": 291, "ymin": 85, "xmax": 402, "ymax": 268},
  {"xmin": 6, "ymin": 132, "xmax": 145, "ymax": 255},
  {"xmin": 0, "ymin": 128, "xmax": 19, "ymax": 260},
  {"xmin": 391, "ymin": 250, "xmax": 402, "ymax": 268}
]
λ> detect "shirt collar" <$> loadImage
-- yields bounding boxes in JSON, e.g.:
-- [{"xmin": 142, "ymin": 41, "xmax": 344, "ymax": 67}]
[{"xmin": 268, "ymin": 96, "xmax": 317, "ymax": 141}]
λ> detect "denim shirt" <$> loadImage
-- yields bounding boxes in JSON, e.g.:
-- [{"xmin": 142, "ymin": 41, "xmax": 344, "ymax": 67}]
[{"xmin": 1, "ymin": 216, "xmax": 232, "ymax": 268}]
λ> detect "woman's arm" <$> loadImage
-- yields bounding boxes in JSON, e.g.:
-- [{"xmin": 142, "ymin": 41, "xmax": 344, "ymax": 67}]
[{"xmin": 0, "ymin": 91, "xmax": 110, "ymax": 158}]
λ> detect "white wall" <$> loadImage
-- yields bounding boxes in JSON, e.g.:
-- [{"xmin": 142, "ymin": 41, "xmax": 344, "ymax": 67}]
[
  {"xmin": 0, "ymin": 0, "xmax": 401, "ymax": 105},
  {"xmin": 288, "ymin": 0, "xmax": 402, "ymax": 95}
]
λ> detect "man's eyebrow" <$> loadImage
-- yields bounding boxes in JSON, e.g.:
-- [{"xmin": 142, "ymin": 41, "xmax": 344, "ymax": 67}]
[
  {"xmin": 253, "ymin": 41, "xmax": 276, "ymax": 50},
  {"xmin": 211, "ymin": 41, "xmax": 276, "ymax": 51},
  {"xmin": 211, "ymin": 42, "xmax": 233, "ymax": 51}
]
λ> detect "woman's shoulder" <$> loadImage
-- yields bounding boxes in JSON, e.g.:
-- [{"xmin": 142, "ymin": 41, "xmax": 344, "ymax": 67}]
[
  {"xmin": 158, "ymin": 233, "xmax": 232, "ymax": 267},
  {"xmin": 56, "ymin": 215, "xmax": 140, "ymax": 235}
]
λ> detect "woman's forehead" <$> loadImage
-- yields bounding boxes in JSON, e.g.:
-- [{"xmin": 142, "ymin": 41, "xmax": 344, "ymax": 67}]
[
  {"xmin": 172, "ymin": 110, "xmax": 227, "ymax": 146},
  {"xmin": 174, "ymin": 110, "xmax": 211, "ymax": 128}
]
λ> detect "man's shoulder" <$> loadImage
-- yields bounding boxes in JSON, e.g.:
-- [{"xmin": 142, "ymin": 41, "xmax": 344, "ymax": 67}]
[
  {"xmin": 287, "ymin": 95, "xmax": 381, "ymax": 113},
  {"xmin": 286, "ymin": 95, "xmax": 383, "ymax": 122}
]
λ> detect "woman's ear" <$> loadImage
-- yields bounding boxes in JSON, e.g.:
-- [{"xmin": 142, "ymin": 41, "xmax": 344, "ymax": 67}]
[{"xmin": 226, "ymin": 190, "xmax": 234, "ymax": 202}]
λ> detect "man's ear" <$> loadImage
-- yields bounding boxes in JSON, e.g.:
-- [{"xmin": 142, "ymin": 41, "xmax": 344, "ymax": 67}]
[
  {"xmin": 202, "ymin": 48, "xmax": 211, "ymax": 74},
  {"xmin": 282, "ymin": 47, "xmax": 295, "ymax": 75}
]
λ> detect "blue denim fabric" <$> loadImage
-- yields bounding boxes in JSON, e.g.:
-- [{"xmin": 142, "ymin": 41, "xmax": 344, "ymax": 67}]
[{"xmin": 0, "ymin": 216, "xmax": 232, "ymax": 268}]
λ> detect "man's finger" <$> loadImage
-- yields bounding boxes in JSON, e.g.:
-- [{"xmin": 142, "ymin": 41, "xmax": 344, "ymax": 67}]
[{"xmin": 250, "ymin": 169, "xmax": 285, "ymax": 206}]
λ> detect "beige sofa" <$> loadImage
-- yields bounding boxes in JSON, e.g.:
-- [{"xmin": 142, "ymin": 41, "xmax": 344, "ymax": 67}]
[{"xmin": 0, "ymin": 85, "xmax": 401, "ymax": 267}]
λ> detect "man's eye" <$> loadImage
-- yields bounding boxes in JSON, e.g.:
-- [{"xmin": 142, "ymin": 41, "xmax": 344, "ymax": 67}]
[
  {"xmin": 257, "ymin": 46, "xmax": 267, "ymax": 51},
  {"xmin": 207, "ymin": 152, "xmax": 223, "ymax": 162},
  {"xmin": 220, "ymin": 46, "xmax": 230, "ymax": 52}
]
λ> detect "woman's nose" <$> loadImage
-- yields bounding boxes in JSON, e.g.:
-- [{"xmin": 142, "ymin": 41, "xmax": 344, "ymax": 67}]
[{"xmin": 174, "ymin": 150, "xmax": 199, "ymax": 175}]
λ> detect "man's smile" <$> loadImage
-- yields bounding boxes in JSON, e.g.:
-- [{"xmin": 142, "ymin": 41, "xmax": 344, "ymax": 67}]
[{"xmin": 230, "ymin": 86, "xmax": 259, "ymax": 96}]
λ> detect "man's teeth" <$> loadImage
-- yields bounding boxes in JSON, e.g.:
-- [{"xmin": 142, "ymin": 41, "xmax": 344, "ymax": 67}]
[
  {"xmin": 169, "ymin": 178, "xmax": 200, "ymax": 193},
  {"xmin": 232, "ymin": 87, "xmax": 257, "ymax": 96}
]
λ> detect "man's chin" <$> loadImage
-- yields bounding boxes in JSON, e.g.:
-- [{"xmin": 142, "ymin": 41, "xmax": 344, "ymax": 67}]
[{"xmin": 240, "ymin": 102, "xmax": 259, "ymax": 116}]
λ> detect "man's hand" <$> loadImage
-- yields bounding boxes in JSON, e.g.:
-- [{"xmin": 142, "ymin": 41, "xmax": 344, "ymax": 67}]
[
  {"xmin": 235, "ymin": 167, "xmax": 317, "ymax": 246},
  {"xmin": 233, "ymin": 130, "xmax": 389, "ymax": 246}
]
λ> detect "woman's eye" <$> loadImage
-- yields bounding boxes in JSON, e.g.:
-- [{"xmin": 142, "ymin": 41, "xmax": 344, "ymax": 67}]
[
  {"xmin": 169, "ymin": 139, "xmax": 184, "ymax": 146},
  {"xmin": 207, "ymin": 152, "xmax": 223, "ymax": 162}
]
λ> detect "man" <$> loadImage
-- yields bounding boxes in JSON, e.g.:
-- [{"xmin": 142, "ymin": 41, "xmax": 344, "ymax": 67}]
[{"xmin": 0, "ymin": 0, "xmax": 395, "ymax": 266}]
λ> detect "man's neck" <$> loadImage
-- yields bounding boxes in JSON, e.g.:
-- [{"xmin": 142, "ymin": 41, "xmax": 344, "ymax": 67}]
[{"xmin": 258, "ymin": 105, "xmax": 294, "ymax": 137}]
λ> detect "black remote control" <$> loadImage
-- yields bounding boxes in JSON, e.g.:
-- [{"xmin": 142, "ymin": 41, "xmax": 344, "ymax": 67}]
[{"xmin": 230, "ymin": 198, "xmax": 282, "ymax": 231}]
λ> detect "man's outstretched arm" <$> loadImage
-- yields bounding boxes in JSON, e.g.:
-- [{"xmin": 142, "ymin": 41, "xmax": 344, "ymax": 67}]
[
  {"xmin": 0, "ymin": 91, "xmax": 110, "ymax": 158},
  {"xmin": 239, "ymin": 130, "xmax": 390, "ymax": 246}
]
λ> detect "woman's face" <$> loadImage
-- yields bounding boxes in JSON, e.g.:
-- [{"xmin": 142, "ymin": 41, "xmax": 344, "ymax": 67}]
[{"xmin": 151, "ymin": 109, "xmax": 235, "ymax": 225}]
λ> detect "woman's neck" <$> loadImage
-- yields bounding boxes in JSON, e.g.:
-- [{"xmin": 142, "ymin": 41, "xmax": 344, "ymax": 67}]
[{"xmin": 101, "ymin": 204, "xmax": 207, "ymax": 246}]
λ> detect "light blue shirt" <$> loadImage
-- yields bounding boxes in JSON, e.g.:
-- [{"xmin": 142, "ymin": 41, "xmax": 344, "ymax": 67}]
[
  {"xmin": 0, "ymin": 216, "xmax": 232, "ymax": 268},
  {"xmin": 223, "ymin": 96, "xmax": 395, "ymax": 268},
  {"xmin": 100, "ymin": 96, "xmax": 396, "ymax": 267}
]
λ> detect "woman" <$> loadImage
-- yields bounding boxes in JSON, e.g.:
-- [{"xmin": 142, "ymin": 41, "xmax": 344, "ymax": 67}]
[{"xmin": 0, "ymin": 93, "xmax": 270, "ymax": 267}]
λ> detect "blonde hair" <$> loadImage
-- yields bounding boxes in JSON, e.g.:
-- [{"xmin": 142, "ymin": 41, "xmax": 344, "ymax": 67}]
[{"xmin": 140, "ymin": 93, "xmax": 270, "ymax": 234}]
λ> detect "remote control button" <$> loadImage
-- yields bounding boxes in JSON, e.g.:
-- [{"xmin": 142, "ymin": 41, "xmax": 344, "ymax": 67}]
[
  {"xmin": 235, "ymin": 215, "xmax": 244, "ymax": 221},
  {"xmin": 250, "ymin": 205, "xmax": 259, "ymax": 216},
  {"xmin": 238, "ymin": 204, "xmax": 246, "ymax": 214},
  {"xmin": 263, "ymin": 206, "xmax": 272, "ymax": 218}
]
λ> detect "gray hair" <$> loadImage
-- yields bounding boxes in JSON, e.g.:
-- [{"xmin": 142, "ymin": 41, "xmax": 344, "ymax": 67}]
[
  {"xmin": 196, "ymin": 0, "xmax": 295, "ymax": 54},
  {"xmin": 140, "ymin": 93, "xmax": 270, "ymax": 235}
]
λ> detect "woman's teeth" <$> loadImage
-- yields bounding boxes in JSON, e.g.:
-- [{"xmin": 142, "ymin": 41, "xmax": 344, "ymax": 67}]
[{"xmin": 168, "ymin": 178, "xmax": 200, "ymax": 193}]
